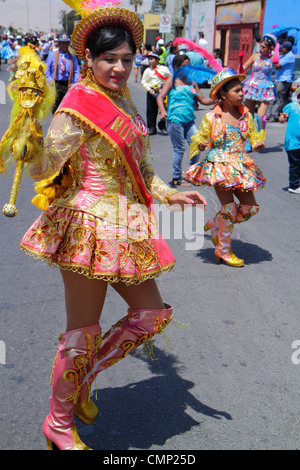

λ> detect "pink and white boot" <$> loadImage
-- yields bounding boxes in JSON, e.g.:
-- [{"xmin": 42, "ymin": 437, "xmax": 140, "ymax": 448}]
[
  {"xmin": 43, "ymin": 323, "xmax": 101, "ymax": 450},
  {"xmin": 82, "ymin": 304, "xmax": 173, "ymax": 384},
  {"xmin": 215, "ymin": 202, "xmax": 244, "ymax": 267},
  {"xmin": 204, "ymin": 211, "xmax": 220, "ymax": 246},
  {"xmin": 236, "ymin": 204, "xmax": 260, "ymax": 223}
]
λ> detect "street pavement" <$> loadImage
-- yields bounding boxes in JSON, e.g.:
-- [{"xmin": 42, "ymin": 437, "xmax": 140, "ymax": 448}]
[{"xmin": 0, "ymin": 63, "xmax": 299, "ymax": 451}]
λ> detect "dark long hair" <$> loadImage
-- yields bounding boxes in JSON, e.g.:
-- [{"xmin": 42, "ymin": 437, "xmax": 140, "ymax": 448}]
[
  {"xmin": 86, "ymin": 25, "xmax": 136, "ymax": 58},
  {"xmin": 172, "ymin": 53, "xmax": 189, "ymax": 71}
]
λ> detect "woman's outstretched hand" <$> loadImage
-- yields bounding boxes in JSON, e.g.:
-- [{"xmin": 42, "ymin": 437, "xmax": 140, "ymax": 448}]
[{"xmin": 168, "ymin": 190, "xmax": 207, "ymax": 210}]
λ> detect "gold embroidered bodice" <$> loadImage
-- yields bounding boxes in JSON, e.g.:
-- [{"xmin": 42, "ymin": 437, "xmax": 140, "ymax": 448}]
[{"xmin": 28, "ymin": 75, "xmax": 176, "ymax": 234}]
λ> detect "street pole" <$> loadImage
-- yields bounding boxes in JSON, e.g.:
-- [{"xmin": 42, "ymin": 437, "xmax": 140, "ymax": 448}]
[
  {"xmin": 188, "ymin": 0, "xmax": 192, "ymax": 39},
  {"xmin": 50, "ymin": 0, "xmax": 52, "ymax": 34},
  {"xmin": 27, "ymin": 0, "xmax": 29, "ymax": 32}
]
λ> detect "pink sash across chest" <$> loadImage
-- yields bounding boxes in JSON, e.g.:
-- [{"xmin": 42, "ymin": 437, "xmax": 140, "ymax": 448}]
[{"xmin": 56, "ymin": 84, "xmax": 153, "ymax": 208}]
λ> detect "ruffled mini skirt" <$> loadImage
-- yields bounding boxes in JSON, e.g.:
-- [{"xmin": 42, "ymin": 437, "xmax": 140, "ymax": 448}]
[
  {"xmin": 20, "ymin": 206, "xmax": 176, "ymax": 285},
  {"xmin": 1, "ymin": 46, "xmax": 15, "ymax": 60},
  {"xmin": 184, "ymin": 159, "xmax": 266, "ymax": 191},
  {"xmin": 243, "ymin": 78, "xmax": 275, "ymax": 102}
]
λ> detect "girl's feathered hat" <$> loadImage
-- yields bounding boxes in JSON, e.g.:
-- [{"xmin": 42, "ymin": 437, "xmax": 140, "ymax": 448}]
[
  {"xmin": 209, "ymin": 68, "xmax": 246, "ymax": 99},
  {"xmin": 62, "ymin": 1, "xmax": 144, "ymax": 61}
]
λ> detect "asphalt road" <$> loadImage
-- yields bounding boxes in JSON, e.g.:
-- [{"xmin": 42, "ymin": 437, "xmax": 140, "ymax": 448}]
[{"xmin": 0, "ymin": 63, "xmax": 299, "ymax": 451}]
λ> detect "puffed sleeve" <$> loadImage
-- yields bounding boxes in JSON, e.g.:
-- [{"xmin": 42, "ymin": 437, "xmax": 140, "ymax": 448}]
[
  {"xmin": 189, "ymin": 113, "xmax": 212, "ymax": 158},
  {"xmin": 27, "ymin": 112, "xmax": 93, "ymax": 181},
  {"xmin": 248, "ymin": 113, "xmax": 266, "ymax": 148}
]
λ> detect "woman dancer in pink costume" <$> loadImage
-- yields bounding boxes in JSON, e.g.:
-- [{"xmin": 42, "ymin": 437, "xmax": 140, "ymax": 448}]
[
  {"xmin": 241, "ymin": 33, "xmax": 278, "ymax": 132},
  {"xmin": 19, "ymin": 3, "xmax": 206, "ymax": 450}
]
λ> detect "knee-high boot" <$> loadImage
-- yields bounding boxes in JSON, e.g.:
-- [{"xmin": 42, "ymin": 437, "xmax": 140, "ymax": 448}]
[
  {"xmin": 82, "ymin": 303, "xmax": 173, "ymax": 387},
  {"xmin": 215, "ymin": 202, "xmax": 244, "ymax": 267},
  {"xmin": 73, "ymin": 326, "xmax": 102, "ymax": 425},
  {"xmin": 204, "ymin": 211, "xmax": 220, "ymax": 246},
  {"xmin": 235, "ymin": 204, "xmax": 260, "ymax": 223},
  {"xmin": 74, "ymin": 304, "xmax": 173, "ymax": 425},
  {"xmin": 43, "ymin": 323, "xmax": 101, "ymax": 450}
]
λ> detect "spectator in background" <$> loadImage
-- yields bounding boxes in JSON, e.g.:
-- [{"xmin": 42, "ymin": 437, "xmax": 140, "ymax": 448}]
[
  {"xmin": 213, "ymin": 48, "xmax": 223, "ymax": 67},
  {"xmin": 141, "ymin": 51, "xmax": 171, "ymax": 135},
  {"xmin": 267, "ymin": 41, "xmax": 295, "ymax": 122},
  {"xmin": 279, "ymin": 87, "xmax": 300, "ymax": 194},
  {"xmin": 14, "ymin": 36, "xmax": 23, "ymax": 56},
  {"xmin": 287, "ymin": 36, "xmax": 298, "ymax": 54},
  {"xmin": 166, "ymin": 44, "xmax": 178, "ymax": 74},
  {"xmin": 46, "ymin": 34, "xmax": 80, "ymax": 113},
  {"xmin": 134, "ymin": 46, "xmax": 143, "ymax": 82},
  {"xmin": 253, "ymin": 35, "xmax": 261, "ymax": 53},
  {"xmin": 1, "ymin": 35, "xmax": 15, "ymax": 63},
  {"xmin": 198, "ymin": 32, "xmax": 208, "ymax": 49},
  {"xmin": 51, "ymin": 37, "xmax": 60, "ymax": 53},
  {"xmin": 41, "ymin": 37, "xmax": 50, "ymax": 61},
  {"xmin": 140, "ymin": 43, "xmax": 152, "ymax": 76},
  {"xmin": 157, "ymin": 38, "xmax": 167, "ymax": 65}
]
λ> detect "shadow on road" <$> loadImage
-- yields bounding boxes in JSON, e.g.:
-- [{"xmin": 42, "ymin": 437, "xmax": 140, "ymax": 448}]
[
  {"xmin": 260, "ymin": 143, "xmax": 284, "ymax": 154},
  {"xmin": 196, "ymin": 237, "xmax": 273, "ymax": 265},
  {"xmin": 77, "ymin": 347, "xmax": 232, "ymax": 450}
]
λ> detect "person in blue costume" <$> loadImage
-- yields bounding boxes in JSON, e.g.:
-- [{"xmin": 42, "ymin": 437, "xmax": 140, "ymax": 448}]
[
  {"xmin": 45, "ymin": 34, "xmax": 80, "ymax": 113},
  {"xmin": 1, "ymin": 36, "xmax": 15, "ymax": 62},
  {"xmin": 157, "ymin": 54, "xmax": 214, "ymax": 187},
  {"xmin": 279, "ymin": 87, "xmax": 300, "ymax": 194}
]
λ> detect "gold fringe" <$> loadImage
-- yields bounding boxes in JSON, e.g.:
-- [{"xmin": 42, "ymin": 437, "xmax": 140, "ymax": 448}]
[
  {"xmin": 134, "ymin": 318, "xmax": 190, "ymax": 361},
  {"xmin": 31, "ymin": 163, "xmax": 73, "ymax": 210},
  {"xmin": 19, "ymin": 243, "xmax": 175, "ymax": 285}
]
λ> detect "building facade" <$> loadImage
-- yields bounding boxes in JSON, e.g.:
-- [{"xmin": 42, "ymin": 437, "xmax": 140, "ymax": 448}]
[{"xmin": 214, "ymin": 0, "xmax": 266, "ymax": 69}]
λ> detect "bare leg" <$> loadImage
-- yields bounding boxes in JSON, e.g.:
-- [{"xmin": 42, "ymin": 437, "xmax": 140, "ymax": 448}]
[
  {"xmin": 60, "ymin": 270, "xmax": 108, "ymax": 331},
  {"xmin": 61, "ymin": 271, "xmax": 165, "ymax": 331},
  {"xmin": 233, "ymin": 188, "xmax": 257, "ymax": 205},
  {"xmin": 215, "ymin": 187, "xmax": 257, "ymax": 206},
  {"xmin": 215, "ymin": 187, "xmax": 235, "ymax": 205},
  {"xmin": 257, "ymin": 102, "xmax": 269, "ymax": 116},
  {"xmin": 112, "ymin": 278, "xmax": 165, "ymax": 309}
]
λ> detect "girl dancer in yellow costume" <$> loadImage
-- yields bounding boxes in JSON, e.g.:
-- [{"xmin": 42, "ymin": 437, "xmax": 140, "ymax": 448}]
[{"xmin": 184, "ymin": 69, "xmax": 265, "ymax": 267}]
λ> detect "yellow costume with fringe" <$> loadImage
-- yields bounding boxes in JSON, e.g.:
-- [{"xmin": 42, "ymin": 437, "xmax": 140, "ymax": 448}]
[{"xmin": 0, "ymin": 46, "xmax": 56, "ymax": 216}]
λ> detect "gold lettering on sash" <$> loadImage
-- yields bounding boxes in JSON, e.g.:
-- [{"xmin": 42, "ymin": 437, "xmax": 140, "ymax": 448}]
[
  {"xmin": 126, "ymin": 131, "xmax": 134, "ymax": 148},
  {"xmin": 111, "ymin": 116, "xmax": 125, "ymax": 132},
  {"xmin": 119, "ymin": 124, "xmax": 131, "ymax": 140}
]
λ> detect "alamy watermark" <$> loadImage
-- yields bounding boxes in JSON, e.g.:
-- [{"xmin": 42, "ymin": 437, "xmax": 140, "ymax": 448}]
[
  {"xmin": 86, "ymin": 197, "xmax": 205, "ymax": 251},
  {"xmin": 0, "ymin": 340, "xmax": 6, "ymax": 364},
  {"xmin": 291, "ymin": 340, "xmax": 300, "ymax": 365},
  {"xmin": 0, "ymin": 80, "xmax": 6, "ymax": 105},
  {"xmin": 154, "ymin": 202, "xmax": 204, "ymax": 251}
]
